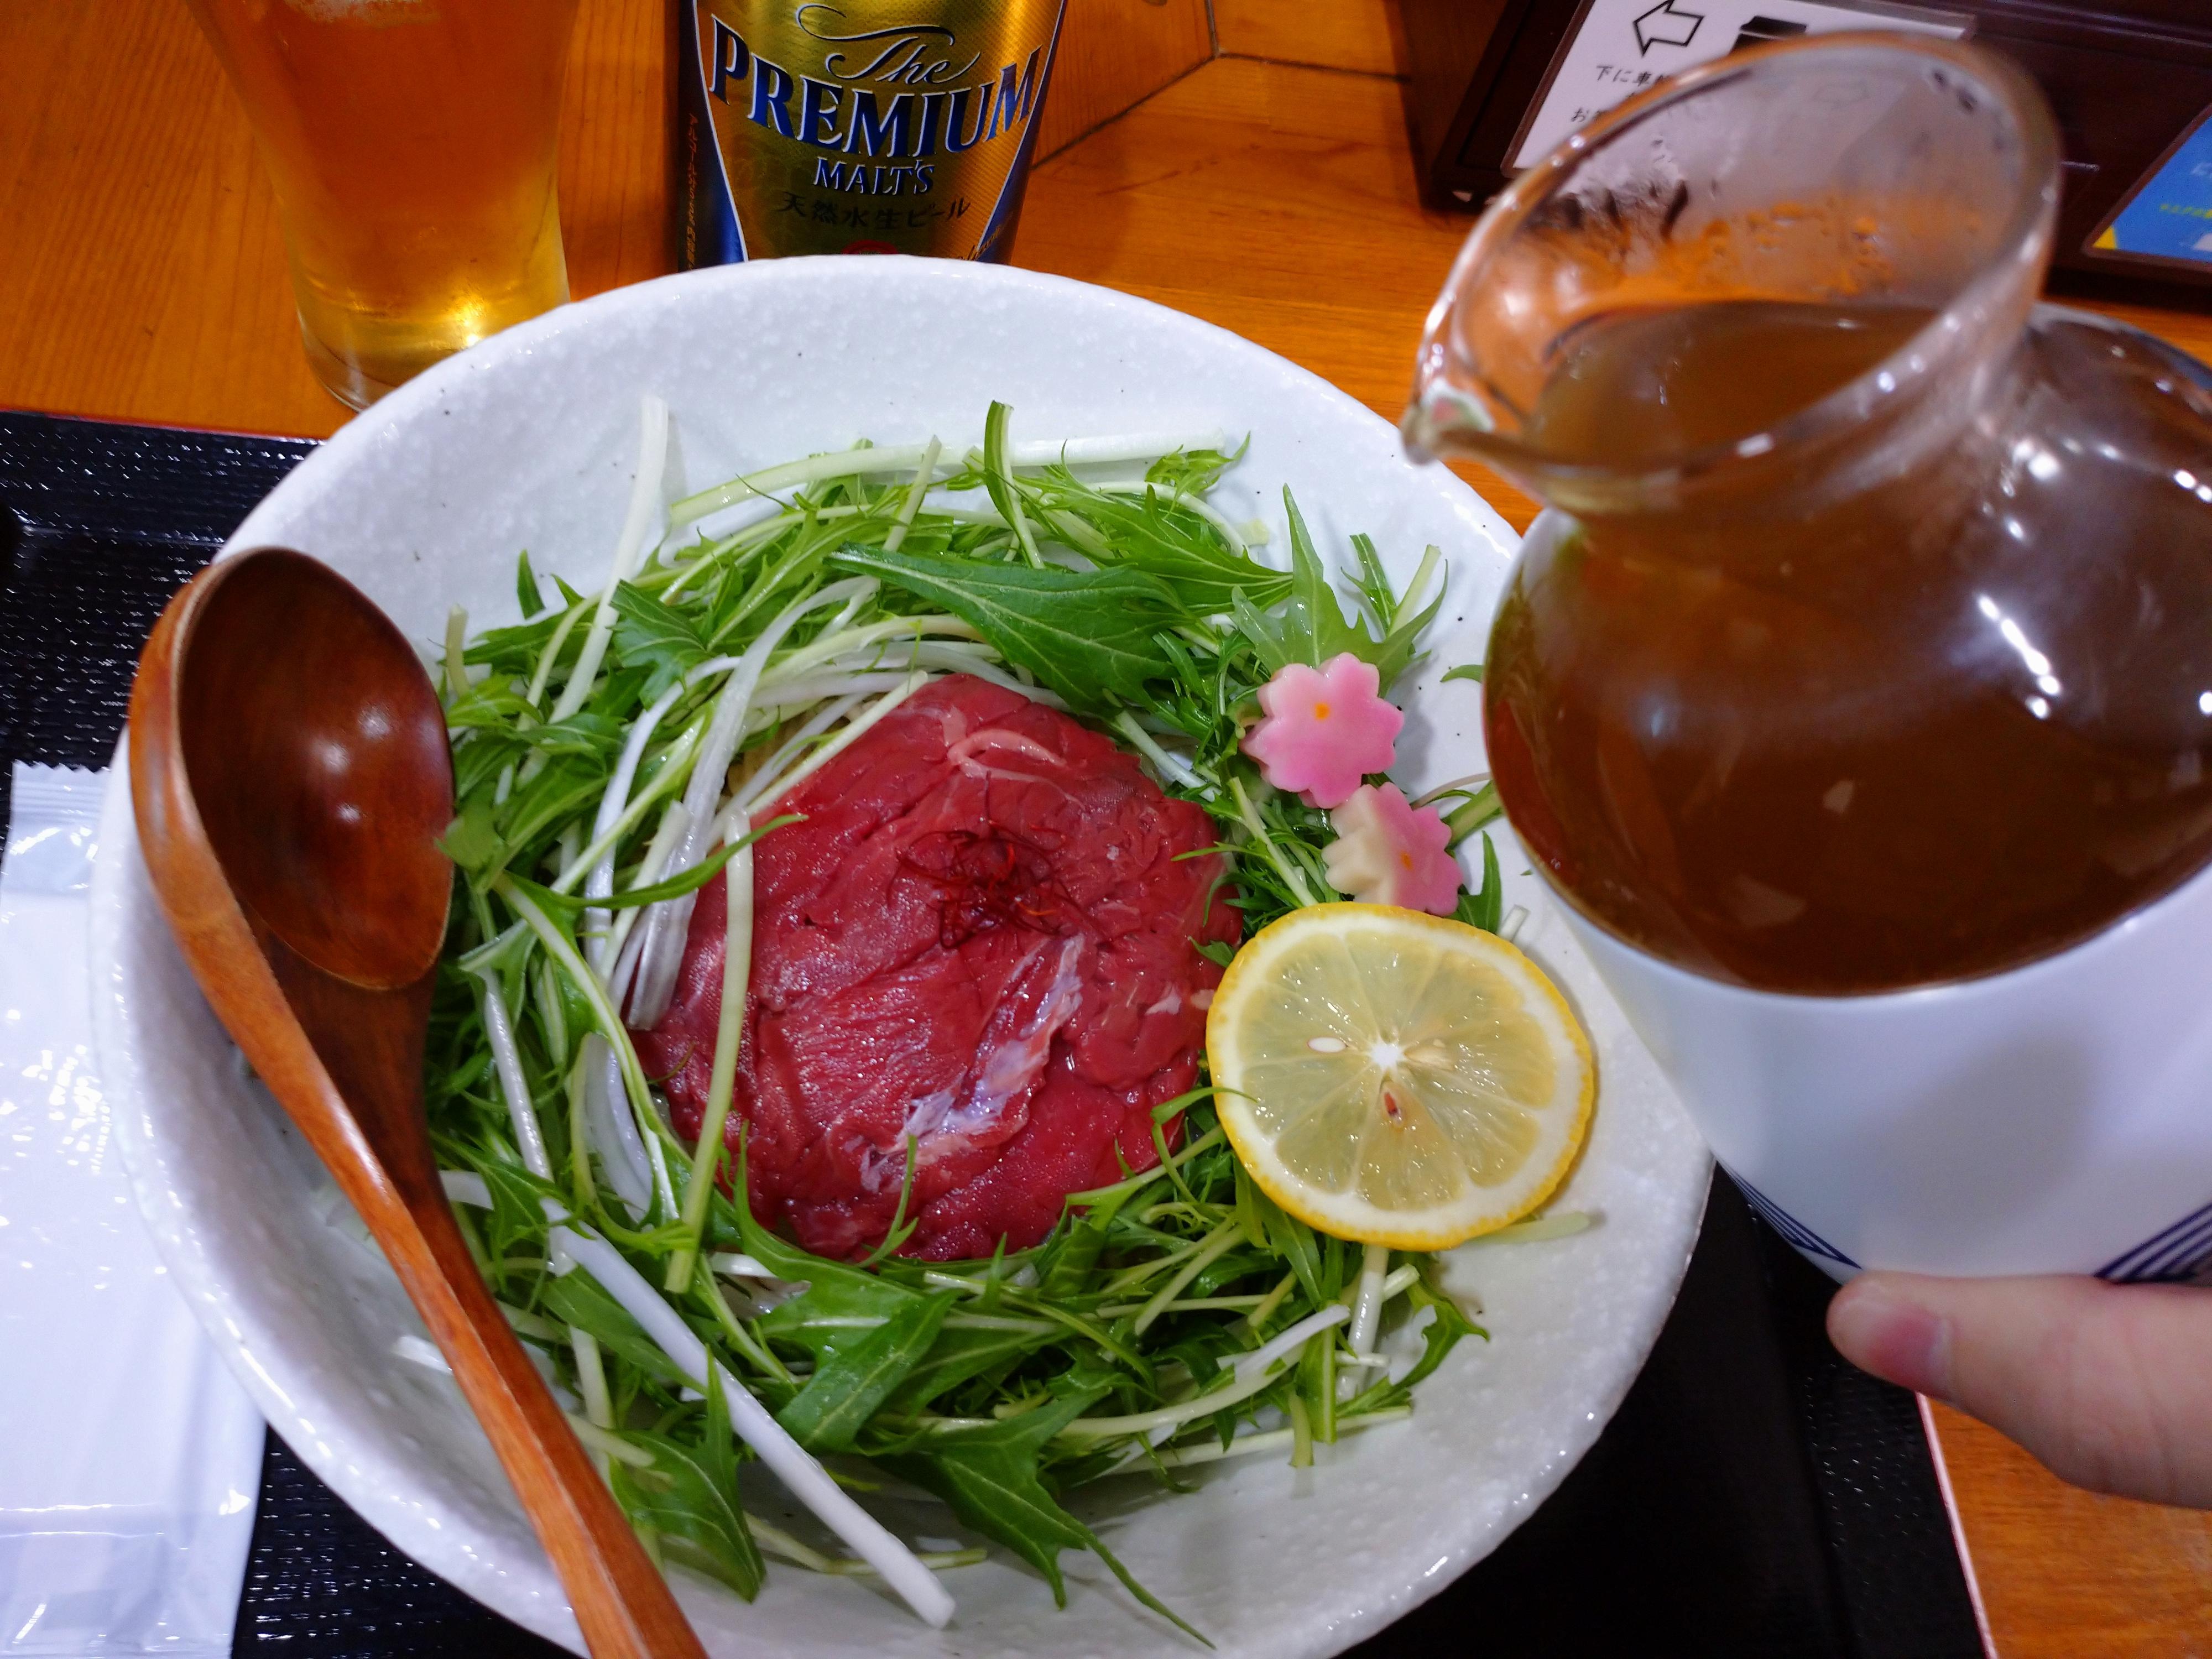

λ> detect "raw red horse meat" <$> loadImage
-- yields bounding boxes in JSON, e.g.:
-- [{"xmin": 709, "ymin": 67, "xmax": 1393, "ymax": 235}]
[{"xmin": 631, "ymin": 674, "xmax": 1238, "ymax": 1260}]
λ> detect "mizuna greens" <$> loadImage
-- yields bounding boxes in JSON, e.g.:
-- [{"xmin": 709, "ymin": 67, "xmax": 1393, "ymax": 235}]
[{"xmin": 418, "ymin": 399, "xmax": 1515, "ymax": 1638}]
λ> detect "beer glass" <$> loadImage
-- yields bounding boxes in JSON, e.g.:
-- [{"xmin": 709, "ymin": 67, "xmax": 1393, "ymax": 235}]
[{"xmin": 184, "ymin": 0, "xmax": 583, "ymax": 409}]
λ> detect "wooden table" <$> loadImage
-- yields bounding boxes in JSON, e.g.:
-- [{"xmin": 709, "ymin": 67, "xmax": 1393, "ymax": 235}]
[{"xmin": 4, "ymin": 2, "xmax": 2209, "ymax": 1653}]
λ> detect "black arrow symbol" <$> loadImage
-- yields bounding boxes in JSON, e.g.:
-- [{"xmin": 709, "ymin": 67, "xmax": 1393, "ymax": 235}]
[{"xmin": 1634, "ymin": 0, "xmax": 1705, "ymax": 53}]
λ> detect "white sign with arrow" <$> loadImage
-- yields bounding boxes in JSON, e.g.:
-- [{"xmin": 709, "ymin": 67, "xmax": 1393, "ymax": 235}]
[
  {"xmin": 1507, "ymin": 0, "xmax": 1969, "ymax": 172},
  {"xmin": 1635, "ymin": 1, "xmax": 1707, "ymax": 53}
]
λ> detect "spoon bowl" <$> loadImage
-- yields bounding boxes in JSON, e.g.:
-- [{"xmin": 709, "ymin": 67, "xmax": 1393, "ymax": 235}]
[
  {"xmin": 128, "ymin": 546, "xmax": 706, "ymax": 1659},
  {"xmin": 171, "ymin": 547, "xmax": 451, "ymax": 988}
]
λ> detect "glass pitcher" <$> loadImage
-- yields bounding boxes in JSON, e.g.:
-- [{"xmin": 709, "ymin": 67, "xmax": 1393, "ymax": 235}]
[
  {"xmin": 1406, "ymin": 33, "xmax": 2212, "ymax": 998},
  {"xmin": 1405, "ymin": 33, "xmax": 2212, "ymax": 1281}
]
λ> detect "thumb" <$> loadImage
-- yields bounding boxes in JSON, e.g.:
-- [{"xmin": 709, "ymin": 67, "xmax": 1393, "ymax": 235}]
[{"xmin": 1827, "ymin": 1271, "xmax": 2212, "ymax": 1508}]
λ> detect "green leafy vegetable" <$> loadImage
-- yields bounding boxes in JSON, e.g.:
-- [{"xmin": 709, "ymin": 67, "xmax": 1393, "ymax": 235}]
[
  {"xmin": 776, "ymin": 1293, "xmax": 951, "ymax": 1453},
  {"xmin": 612, "ymin": 582, "xmax": 712, "ymax": 701},
  {"xmin": 1144, "ymin": 440, "xmax": 1244, "ymax": 498},
  {"xmin": 609, "ymin": 1419, "xmax": 766, "ymax": 1600},
  {"xmin": 1455, "ymin": 831, "xmax": 1504, "ymax": 934},
  {"xmin": 541, "ymin": 1270, "xmax": 692, "ymax": 1390},
  {"xmin": 1441, "ymin": 781, "xmax": 1501, "ymax": 846},
  {"xmin": 828, "ymin": 544, "xmax": 1178, "ymax": 715},
  {"xmin": 1229, "ymin": 494, "xmax": 1441, "ymax": 696},
  {"xmin": 881, "ymin": 1389, "xmax": 1209, "ymax": 1644},
  {"xmin": 1347, "ymin": 1275, "xmax": 1488, "ymax": 1415},
  {"xmin": 522, "ymin": 816, "xmax": 800, "ymax": 913},
  {"xmin": 979, "ymin": 399, "xmax": 1045, "ymax": 568},
  {"xmin": 438, "ymin": 799, "xmax": 504, "ymax": 874},
  {"xmin": 1231, "ymin": 491, "xmax": 1365, "ymax": 675},
  {"xmin": 1026, "ymin": 472, "xmax": 1288, "ymax": 617},
  {"xmin": 415, "ymin": 401, "xmax": 1506, "ymax": 1634}
]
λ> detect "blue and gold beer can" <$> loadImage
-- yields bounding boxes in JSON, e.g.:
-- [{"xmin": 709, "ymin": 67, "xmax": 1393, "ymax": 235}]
[{"xmin": 676, "ymin": 0, "xmax": 1067, "ymax": 265}]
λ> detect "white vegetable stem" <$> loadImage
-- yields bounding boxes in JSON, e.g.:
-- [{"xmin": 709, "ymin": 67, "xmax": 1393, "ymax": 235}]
[
  {"xmin": 982, "ymin": 414, "xmax": 1046, "ymax": 570},
  {"xmin": 669, "ymin": 429, "xmax": 1228, "ymax": 528},
  {"xmin": 550, "ymin": 719, "xmax": 703, "ymax": 900},
  {"xmin": 706, "ymin": 1251, "xmax": 775, "ymax": 1280},
  {"xmin": 580, "ymin": 679, "xmax": 686, "ymax": 951},
  {"xmin": 547, "ymin": 1214, "xmax": 956, "ymax": 1629},
  {"xmin": 440, "ymin": 1170, "xmax": 494, "ymax": 1208},
  {"xmin": 750, "ymin": 671, "xmax": 916, "ymax": 708},
  {"xmin": 1347, "ymin": 1242, "xmax": 1389, "ymax": 1359},
  {"xmin": 625, "ymin": 576, "xmax": 877, "ymax": 1028},
  {"xmin": 495, "ymin": 876, "xmax": 678, "ymax": 1216},
  {"xmin": 571, "ymin": 1328, "xmax": 615, "ymax": 1476},
  {"xmin": 524, "ymin": 601, "xmax": 589, "ymax": 709},
  {"xmin": 1112, "ymin": 711, "xmax": 1202, "ymax": 791},
  {"xmin": 745, "ymin": 669, "xmax": 928, "ymax": 815},
  {"xmin": 476, "ymin": 973, "xmax": 552, "ymax": 1181},
  {"xmin": 443, "ymin": 607, "xmax": 469, "ymax": 702},
  {"xmin": 567, "ymin": 1415, "xmax": 654, "ymax": 1468},
  {"xmin": 593, "ymin": 801, "xmax": 693, "ymax": 984},
  {"xmin": 915, "ymin": 654, "xmax": 1062, "ymax": 708},
  {"xmin": 1235, "ymin": 1301, "xmax": 1352, "ymax": 1386},
  {"xmin": 580, "ymin": 1036, "xmax": 653, "ymax": 1216},
  {"xmin": 727, "ymin": 693, "xmax": 864, "ymax": 815},
  {"xmin": 1007, "ymin": 429, "xmax": 1228, "ymax": 468},
  {"xmin": 395, "ymin": 1333, "xmax": 452, "ymax": 1375},
  {"xmin": 550, "ymin": 396, "xmax": 670, "ymax": 723},
  {"xmin": 1469, "ymin": 1210, "xmax": 1592, "ymax": 1245},
  {"xmin": 748, "ymin": 1517, "xmax": 985, "ymax": 1577},
  {"xmin": 883, "ymin": 436, "xmax": 941, "ymax": 554}
]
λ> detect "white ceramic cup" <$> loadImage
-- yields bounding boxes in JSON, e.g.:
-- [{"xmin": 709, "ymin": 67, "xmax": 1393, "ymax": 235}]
[
  {"xmin": 1562, "ymin": 880, "xmax": 2212, "ymax": 1282},
  {"xmin": 1524, "ymin": 548, "xmax": 2212, "ymax": 1278}
]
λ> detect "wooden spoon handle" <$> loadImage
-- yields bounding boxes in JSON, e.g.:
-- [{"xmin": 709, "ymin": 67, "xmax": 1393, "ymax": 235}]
[
  {"xmin": 264, "ymin": 966, "xmax": 706, "ymax": 1658},
  {"xmin": 375, "ymin": 1188, "xmax": 709, "ymax": 1659},
  {"xmin": 127, "ymin": 558, "xmax": 708, "ymax": 1657}
]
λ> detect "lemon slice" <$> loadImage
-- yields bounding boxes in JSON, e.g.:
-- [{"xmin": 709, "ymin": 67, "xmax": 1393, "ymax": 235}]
[{"xmin": 1206, "ymin": 903, "xmax": 1594, "ymax": 1250}]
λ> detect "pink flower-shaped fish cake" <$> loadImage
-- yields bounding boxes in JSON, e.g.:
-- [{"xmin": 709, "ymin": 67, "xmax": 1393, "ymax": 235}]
[
  {"xmin": 1241, "ymin": 652, "xmax": 1402, "ymax": 808},
  {"xmin": 1323, "ymin": 783, "xmax": 1463, "ymax": 915}
]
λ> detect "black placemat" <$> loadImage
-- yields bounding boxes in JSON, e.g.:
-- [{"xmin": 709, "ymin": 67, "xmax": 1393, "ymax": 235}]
[{"xmin": 0, "ymin": 409, "xmax": 1986, "ymax": 1658}]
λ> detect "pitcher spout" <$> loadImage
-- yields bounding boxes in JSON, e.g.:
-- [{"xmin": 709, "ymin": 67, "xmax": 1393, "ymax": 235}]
[{"xmin": 1398, "ymin": 31, "xmax": 2057, "ymax": 524}]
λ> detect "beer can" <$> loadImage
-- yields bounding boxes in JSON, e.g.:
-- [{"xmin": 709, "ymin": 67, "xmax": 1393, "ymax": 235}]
[{"xmin": 675, "ymin": 0, "xmax": 1067, "ymax": 265}]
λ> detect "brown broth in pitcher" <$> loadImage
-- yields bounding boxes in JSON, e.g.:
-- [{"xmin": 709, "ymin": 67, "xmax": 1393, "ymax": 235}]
[{"xmin": 1484, "ymin": 300, "xmax": 2212, "ymax": 993}]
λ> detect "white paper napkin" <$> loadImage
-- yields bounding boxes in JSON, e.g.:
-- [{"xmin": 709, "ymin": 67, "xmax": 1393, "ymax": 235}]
[{"xmin": 0, "ymin": 764, "xmax": 262, "ymax": 1657}]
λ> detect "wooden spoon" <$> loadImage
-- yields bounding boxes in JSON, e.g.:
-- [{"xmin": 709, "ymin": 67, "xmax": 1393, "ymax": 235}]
[{"xmin": 129, "ymin": 546, "xmax": 707, "ymax": 1659}]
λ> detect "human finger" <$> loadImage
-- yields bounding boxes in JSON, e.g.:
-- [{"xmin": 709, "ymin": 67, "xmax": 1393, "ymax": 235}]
[{"xmin": 1827, "ymin": 1271, "xmax": 2212, "ymax": 1507}]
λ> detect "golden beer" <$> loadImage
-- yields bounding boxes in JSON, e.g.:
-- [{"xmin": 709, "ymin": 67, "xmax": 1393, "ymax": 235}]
[
  {"xmin": 184, "ymin": 0, "xmax": 581, "ymax": 408},
  {"xmin": 677, "ymin": 0, "xmax": 1065, "ymax": 265}
]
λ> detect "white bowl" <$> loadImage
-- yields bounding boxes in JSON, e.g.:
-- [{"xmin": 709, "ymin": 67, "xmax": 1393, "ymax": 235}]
[{"xmin": 88, "ymin": 258, "xmax": 1709, "ymax": 1657}]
